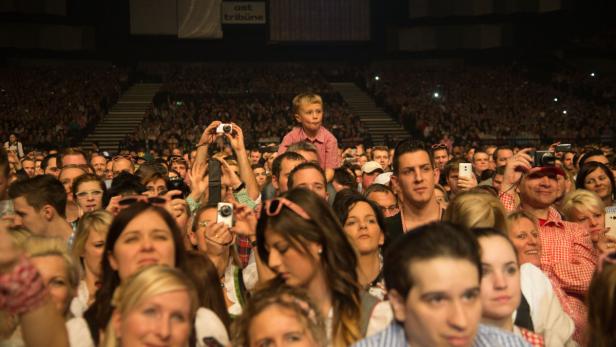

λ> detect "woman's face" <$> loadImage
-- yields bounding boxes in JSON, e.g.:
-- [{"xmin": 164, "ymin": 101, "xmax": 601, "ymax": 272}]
[
  {"xmin": 507, "ymin": 217, "xmax": 541, "ymax": 267},
  {"xmin": 30, "ymin": 255, "xmax": 72, "ymax": 315},
  {"xmin": 584, "ymin": 168, "xmax": 613, "ymax": 202},
  {"xmin": 479, "ymin": 236, "xmax": 521, "ymax": 322},
  {"xmin": 265, "ymin": 229, "xmax": 321, "ymax": 288},
  {"xmin": 343, "ymin": 201, "xmax": 384, "ymax": 255},
  {"xmin": 569, "ymin": 207, "xmax": 605, "ymax": 239},
  {"xmin": 249, "ymin": 305, "xmax": 318, "ymax": 347},
  {"xmin": 115, "ymin": 290, "xmax": 192, "ymax": 347},
  {"xmin": 75, "ymin": 181, "xmax": 104, "ymax": 212},
  {"xmin": 144, "ymin": 178, "xmax": 167, "ymax": 197},
  {"xmin": 83, "ymin": 229, "xmax": 106, "ymax": 278},
  {"xmin": 109, "ymin": 210, "xmax": 176, "ymax": 280}
]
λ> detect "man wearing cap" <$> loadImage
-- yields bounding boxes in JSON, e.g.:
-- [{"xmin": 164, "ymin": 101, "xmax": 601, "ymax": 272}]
[
  {"xmin": 361, "ymin": 161, "xmax": 383, "ymax": 192},
  {"xmin": 499, "ymin": 148, "xmax": 598, "ymax": 344}
]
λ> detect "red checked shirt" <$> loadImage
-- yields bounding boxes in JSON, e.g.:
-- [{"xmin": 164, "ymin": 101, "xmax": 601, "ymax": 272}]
[
  {"xmin": 277, "ymin": 126, "xmax": 340, "ymax": 170},
  {"xmin": 500, "ymin": 192, "xmax": 598, "ymax": 345}
]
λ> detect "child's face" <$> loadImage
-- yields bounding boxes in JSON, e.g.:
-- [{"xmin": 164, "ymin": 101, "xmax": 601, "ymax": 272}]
[{"xmin": 295, "ymin": 102, "xmax": 323, "ymax": 133}]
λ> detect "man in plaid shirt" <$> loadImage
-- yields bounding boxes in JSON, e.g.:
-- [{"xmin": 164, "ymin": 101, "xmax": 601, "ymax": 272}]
[{"xmin": 498, "ymin": 148, "xmax": 599, "ymax": 345}]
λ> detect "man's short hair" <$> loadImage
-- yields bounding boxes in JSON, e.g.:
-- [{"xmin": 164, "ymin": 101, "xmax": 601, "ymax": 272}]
[
  {"xmin": 8, "ymin": 175, "xmax": 67, "ymax": 217},
  {"xmin": 392, "ymin": 139, "xmax": 433, "ymax": 174},
  {"xmin": 384, "ymin": 222, "xmax": 481, "ymax": 298},
  {"xmin": 371, "ymin": 145, "xmax": 389, "ymax": 157},
  {"xmin": 288, "ymin": 162, "xmax": 327, "ymax": 189},
  {"xmin": 443, "ymin": 159, "xmax": 467, "ymax": 178},
  {"xmin": 292, "ymin": 93, "xmax": 322, "ymax": 114},
  {"xmin": 58, "ymin": 147, "xmax": 87, "ymax": 168},
  {"xmin": 272, "ymin": 151, "xmax": 305, "ymax": 179},
  {"xmin": 41, "ymin": 154, "xmax": 58, "ymax": 171},
  {"xmin": 333, "ymin": 167, "xmax": 357, "ymax": 191},
  {"xmin": 493, "ymin": 146, "xmax": 513, "ymax": 161},
  {"xmin": 579, "ymin": 149, "xmax": 606, "ymax": 169},
  {"xmin": 287, "ymin": 141, "xmax": 319, "ymax": 158},
  {"xmin": 364, "ymin": 183, "xmax": 394, "ymax": 197}
]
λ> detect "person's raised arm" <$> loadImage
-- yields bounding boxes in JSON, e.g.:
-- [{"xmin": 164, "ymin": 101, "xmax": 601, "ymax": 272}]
[
  {"xmin": 194, "ymin": 121, "xmax": 222, "ymax": 168},
  {"xmin": 226, "ymin": 123, "xmax": 260, "ymax": 201}
]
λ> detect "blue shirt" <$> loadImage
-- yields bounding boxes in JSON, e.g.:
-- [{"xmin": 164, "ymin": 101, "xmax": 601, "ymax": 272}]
[{"xmin": 352, "ymin": 322, "xmax": 531, "ymax": 347}]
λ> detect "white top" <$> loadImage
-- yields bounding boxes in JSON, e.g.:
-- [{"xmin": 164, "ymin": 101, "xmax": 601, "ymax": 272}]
[
  {"xmin": 195, "ymin": 307, "xmax": 230, "ymax": 347},
  {"xmin": 69, "ymin": 280, "xmax": 90, "ymax": 318},
  {"xmin": 66, "ymin": 317, "xmax": 95, "ymax": 347},
  {"xmin": 518, "ymin": 263, "xmax": 577, "ymax": 347},
  {"xmin": 224, "ymin": 252, "xmax": 258, "ymax": 316}
]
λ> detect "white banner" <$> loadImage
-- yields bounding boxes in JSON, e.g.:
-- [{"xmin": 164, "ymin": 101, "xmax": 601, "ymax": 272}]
[{"xmin": 221, "ymin": 2, "xmax": 265, "ymax": 24}]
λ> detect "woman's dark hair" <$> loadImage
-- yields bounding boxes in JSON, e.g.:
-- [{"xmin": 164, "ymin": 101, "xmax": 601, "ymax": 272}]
[
  {"xmin": 256, "ymin": 188, "xmax": 362, "ymax": 346},
  {"xmin": 84, "ymin": 203, "xmax": 187, "ymax": 343},
  {"xmin": 332, "ymin": 189, "xmax": 387, "ymax": 247},
  {"xmin": 587, "ymin": 252, "xmax": 616, "ymax": 347},
  {"xmin": 576, "ymin": 161, "xmax": 615, "ymax": 201},
  {"xmin": 184, "ymin": 251, "xmax": 231, "ymax": 334}
]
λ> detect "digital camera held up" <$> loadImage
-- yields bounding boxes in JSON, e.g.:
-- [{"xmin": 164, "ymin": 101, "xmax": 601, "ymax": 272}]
[{"xmin": 216, "ymin": 123, "xmax": 233, "ymax": 134}]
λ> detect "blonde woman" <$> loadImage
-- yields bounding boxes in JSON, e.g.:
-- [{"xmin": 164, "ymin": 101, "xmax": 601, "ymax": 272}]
[
  {"xmin": 561, "ymin": 189, "xmax": 616, "ymax": 253},
  {"xmin": 70, "ymin": 210, "xmax": 113, "ymax": 317},
  {"xmin": 443, "ymin": 190, "xmax": 508, "ymax": 232},
  {"xmin": 102, "ymin": 265, "xmax": 198, "ymax": 347}
]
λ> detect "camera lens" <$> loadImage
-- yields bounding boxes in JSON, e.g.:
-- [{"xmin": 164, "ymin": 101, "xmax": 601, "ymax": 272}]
[
  {"xmin": 220, "ymin": 205, "xmax": 232, "ymax": 217},
  {"xmin": 223, "ymin": 125, "xmax": 232, "ymax": 133}
]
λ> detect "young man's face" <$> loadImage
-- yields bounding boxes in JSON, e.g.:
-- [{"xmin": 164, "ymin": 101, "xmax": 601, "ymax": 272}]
[
  {"xmin": 372, "ymin": 150, "xmax": 390, "ymax": 171},
  {"xmin": 391, "ymin": 151, "xmax": 438, "ymax": 207},
  {"xmin": 13, "ymin": 196, "xmax": 48, "ymax": 235},
  {"xmin": 295, "ymin": 102, "xmax": 323, "ymax": 134},
  {"xmin": 44, "ymin": 157, "xmax": 60, "ymax": 177},
  {"xmin": 562, "ymin": 152, "xmax": 575, "ymax": 171},
  {"xmin": 272, "ymin": 159, "xmax": 304, "ymax": 194},
  {"xmin": 289, "ymin": 167, "xmax": 327, "ymax": 200},
  {"xmin": 390, "ymin": 257, "xmax": 481, "ymax": 347},
  {"xmin": 495, "ymin": 149, "xmax": 513, "ymax": 168},
  {"xmin": 472, "ymin": 152, "xmax": 489, "ymax": 174},
  {"xmin": 250, "ymin": 151, "xmax": 262, "ymax": 165},
  {"xmin": 22, "ymin": 160, "xmax": 35, "ymax": 177},
  {"xmin": 432, "ymin": 149, "xmax": 449, "ymax": 170}
]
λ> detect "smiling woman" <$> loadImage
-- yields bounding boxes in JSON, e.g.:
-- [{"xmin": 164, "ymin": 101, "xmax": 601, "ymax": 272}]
[{"xmin": 101, "ymin": 265, "xmax": 198, "ymax": 347}]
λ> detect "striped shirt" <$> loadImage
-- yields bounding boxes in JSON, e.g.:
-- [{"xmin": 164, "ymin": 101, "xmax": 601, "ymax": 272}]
[{"xmin": 352, "ymin": 322, "xmax": 531, "ymax": 347}]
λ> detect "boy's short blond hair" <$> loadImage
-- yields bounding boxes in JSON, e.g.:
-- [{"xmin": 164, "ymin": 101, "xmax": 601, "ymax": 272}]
[{"xmin": 292, "ymin": 93, "xmax": 323, "ymax": 114}]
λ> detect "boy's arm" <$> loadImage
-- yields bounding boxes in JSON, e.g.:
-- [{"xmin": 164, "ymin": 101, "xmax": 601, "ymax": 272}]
[{"xmin": 277, "ymin": 131, "xmax": 293, "ymax": 155}]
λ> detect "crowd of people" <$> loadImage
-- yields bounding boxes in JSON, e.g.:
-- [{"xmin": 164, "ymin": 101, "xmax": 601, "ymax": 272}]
[
  {"xmin": 122, "ymin": 64, "xmax": 369, "ymax": 154},
  {"xmin": 0, "ymin": 66, "xmax": 128, "ymax": 150},
  {"xmin": 1, "ymin": 76, "xmax": 616, "ymax": 347},
  {"xmin": 366, "ymin": 64, "xmax": 615, "ymax": 147}
]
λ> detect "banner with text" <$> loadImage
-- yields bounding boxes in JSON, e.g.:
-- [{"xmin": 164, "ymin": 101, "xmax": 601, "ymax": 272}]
[{"xmin": 221, "ymin": 2, "xmax": 266, "ymax": 24}]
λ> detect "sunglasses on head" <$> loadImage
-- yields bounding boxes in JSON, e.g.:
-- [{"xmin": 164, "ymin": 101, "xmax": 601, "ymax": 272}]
[
  {"xmin": 431, "ymin": 143, "xmax": 448, "ymax": 150},
  {"xmin": 118, "ymin": 195, "xmax": 167, "ymax": 207},
  {"xmin": 264, "ymin": 198, "xmax": 311, "ymax": 220}
]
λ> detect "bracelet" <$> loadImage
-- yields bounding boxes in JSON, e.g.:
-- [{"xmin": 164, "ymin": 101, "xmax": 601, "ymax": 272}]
[
  {"xmin": 233, "ymin": 182, "xmax": 246, "ymax": 193},
  {"xmin": 0, "ymin": 256, "xmax": 48, "ymax": 315}
]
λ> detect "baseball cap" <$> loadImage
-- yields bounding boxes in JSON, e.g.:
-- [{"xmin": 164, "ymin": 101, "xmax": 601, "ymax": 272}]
[
  {"xmin": 362, "ymin": 161, "xmax": 383, "ymax": 174},
  {"xmin": 374, "ymin": 172, "xmax": 393, "ymax": 185},
  {"xmin": 526, "ymin": 166, "xmax": 565, "ymax": 178}
]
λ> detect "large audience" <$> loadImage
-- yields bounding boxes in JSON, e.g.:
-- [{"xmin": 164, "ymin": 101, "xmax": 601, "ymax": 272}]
[{"xmin": 1, "ymin": 62, "xmax": 616, "ymax": 347}]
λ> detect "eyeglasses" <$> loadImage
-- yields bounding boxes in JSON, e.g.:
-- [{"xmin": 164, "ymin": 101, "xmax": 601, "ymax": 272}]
[
  {"xmin": 265, "ymin": 198, "xmax": 311, "ymax": 220},
  {"xmin": 597, "ymin": 251, "xmax": 616, "ymax": 273},
  {"xmin": 118, "ymin": 195, "xmax": 167, "ymax": 207},
  {"xmin": 75, "ymin": 190, "xmax": 104, "ymax": 199},
  {"xmin": 381, "ymin": 204, "xmax": 399, "ymax": 213},
  {"xmin": 431, "ymin": 143, "xmax": 448, "ymax": 150}
]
